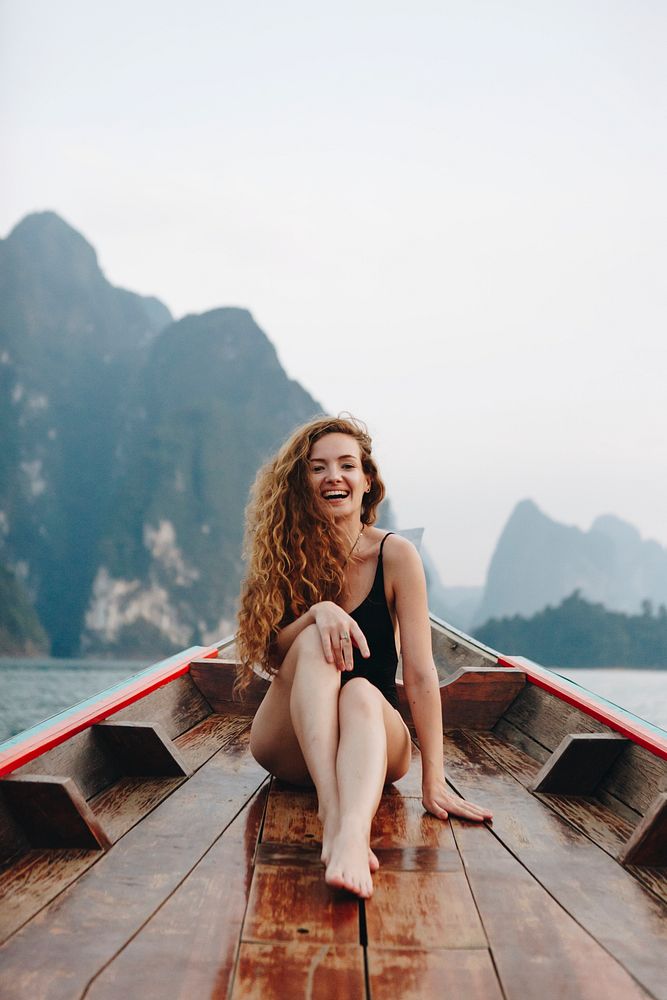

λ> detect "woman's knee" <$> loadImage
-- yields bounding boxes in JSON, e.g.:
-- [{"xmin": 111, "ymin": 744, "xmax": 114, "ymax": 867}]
[{"xmin": 339, "ymin": 677, "xmax": 384, "ymax": 719}]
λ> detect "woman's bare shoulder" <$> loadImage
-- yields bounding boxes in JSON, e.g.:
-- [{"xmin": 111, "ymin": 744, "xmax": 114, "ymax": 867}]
[{"xmin": 382, "ymin": 532, "xmax": 424, "ymax": 574}]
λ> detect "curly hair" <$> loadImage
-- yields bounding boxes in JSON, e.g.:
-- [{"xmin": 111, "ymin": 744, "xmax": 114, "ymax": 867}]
[{"xmin": 235, "ymin": 415, "xmax": 385, "ymax": 695}]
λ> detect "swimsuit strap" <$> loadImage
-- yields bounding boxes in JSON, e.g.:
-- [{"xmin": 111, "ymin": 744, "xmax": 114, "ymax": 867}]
[{"xmin": 378, "ymin": 532, "xmax": 395, "ymax": 561}]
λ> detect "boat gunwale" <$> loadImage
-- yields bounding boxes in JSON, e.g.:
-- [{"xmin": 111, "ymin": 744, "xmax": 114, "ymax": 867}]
[
  {"xmin": 1, "ymin": 619, "xmax": 665, "ymax": 778},
  {"xmin": 0, "ymin": 642, "xmax": 228, "ymax": 777},
  {"xmin": 430, "ymin": 613, "xmax": 667, "ymax": 760}
]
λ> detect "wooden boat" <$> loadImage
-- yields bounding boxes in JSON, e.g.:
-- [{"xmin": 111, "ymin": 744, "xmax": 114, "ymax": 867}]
[{"xmin": 1, "ymin": 615, "xmax": 666, "ymax": 998}]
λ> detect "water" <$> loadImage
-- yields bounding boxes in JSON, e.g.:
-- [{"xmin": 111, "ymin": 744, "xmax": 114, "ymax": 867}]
[
  {"xmin": 1, "ymin": 658, "xmax": 666, "ymax": 745},
  {"xmin": 0, "ymin": 658, "xmax": 150, "ymax": 743},
  {"xmin": 554, "ymin": 667, "xmax": 667, "ymax": 732}
]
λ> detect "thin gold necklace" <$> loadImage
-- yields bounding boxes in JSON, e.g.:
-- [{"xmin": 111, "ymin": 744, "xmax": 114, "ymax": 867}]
[{"xmin": 344, "ymin": 524, "xmax": 364, "ymax": 566}]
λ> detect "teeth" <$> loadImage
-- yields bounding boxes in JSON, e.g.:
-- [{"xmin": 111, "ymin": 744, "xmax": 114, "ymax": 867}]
[{"xmin": 323, "ymin": 491, "xmax": 348, "ymax": 499}]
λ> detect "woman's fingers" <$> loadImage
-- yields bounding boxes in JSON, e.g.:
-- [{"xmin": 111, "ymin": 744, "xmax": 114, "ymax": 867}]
[
  {"xmin": 339, "ymin": 630, "xmax": 354, "ymax": 670},
  {"xmin": 320, "ymin": 631, "xmax": 334, "ymax": 664},
  {"xmin": 350, "ymin": 622, "xmax": 370, "ymax": 658}
]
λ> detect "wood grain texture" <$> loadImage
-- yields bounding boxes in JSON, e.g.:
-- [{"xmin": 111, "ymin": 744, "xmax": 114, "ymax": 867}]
[
  {"xmin": 530, "ymin": 733, "xmax": 629, "ymax": 794},
  {"xmin": 364, "ymin": 870, "xmax": 486, "ymax": 949},
  {"xmin": 451, "ymin": 817, "xmax": 650, "ymax": 1000},
  {"xmin": 10, "ymin": 676, "xmax": 212, "ymax": 800},
  {"xmin": 493, "ymin": 716, "xmax": 551, "ymax": 764},
  {"xmin": 262, "ymin": 786, "xmax": 456, "ymax": 852},
  {"xmin": 0, "ymin": 774, "xmax": 111, "ymax": 849},
  {"xmin": 189, "ymin": 658, "xmax": 267, "ymax": 712},
  {"xmin": 443, "ymin": 730, "xmax": 667, "ymax": 999},
  {"xmin": 232, "ymin": 943, "xmax": 365, "ymax": 999},
  {"xmin": 12, "ymin": 726, "xmax": 122, "ymax": 800},
  {"xmin": 501, "ymin": 684, "xmax": 667, "ymax": 818},
  {"xmin": 600, "ymin": 742, "xmax": 667, "ymax": 817},
  {"xmin": 439, "ymin": 667, "xmax": 525, "ymax": 730},
  {"xmin": 0, "ymin": 794, "xmax": 29, "ymax": 862},
  {"xmin": 0, "ymin": 730, "xmax": 266, "ymax": 1000},
  {"xmin": 90, "ymin": 775, "xmax": 184, "ymax": 844},
  {"xmin": 502, "ymin": 683, "xmax": 607, "ymax": 748},
  {"xmin": 93, "ymin": 720, "xmax": 191, "ymax": 776},
  {"xmin": 367, "ymin": 947, "xmax": 503, "ymax": 1000},
  {"xmin": 174, "ymin": 714, "xmax": 250, "ymax": 770},
  {"xmin": 370, "ymin": 796, "xmax": 458, "ymax": 850},
  {"xmin": 430, "ymin": 621, "xmax": 496, "ymax": 674},
  {"xmin": 262, "ymin": 789, "xmax": 320, "ymax": 845},
  {"xmin": 620, "ymin": 792, "xmax": 667, "ymax": 867},
  {"xmin": 85, "ymin": 785, "xmax": 268, "ymax": 1000},
  {"xmin": 242, "ymin": 863, "xmax": 360, "ymax": 944},
  {"xmin": 468, "ymin": 731, "xmax": 667, "ymax": 904},
  {"xmin": 111, "ymin": 673, "xmax": 212, "ymax": 739},
  {"xmin": 0, "ymin": 848, "xmax": 96, "ymax": 945}
]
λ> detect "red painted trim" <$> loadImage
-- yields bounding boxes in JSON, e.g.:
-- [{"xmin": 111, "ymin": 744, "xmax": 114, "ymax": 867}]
[
  {"xmin": 496, "ymin": 653, "xmax": 667, "ymax": 761},
  {"xmin": 0, "ymin": 644, "xmax": 220, "ymax": 778}
]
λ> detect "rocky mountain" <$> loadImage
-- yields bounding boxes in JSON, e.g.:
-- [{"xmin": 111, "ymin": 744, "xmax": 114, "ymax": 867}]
[
  {"xmin": 0, "ymin": 562, "xmax": 48, "ymax": 655},
  {"xmin": 0, "ymin": 212, "xmax": 320, "ymax": 656},
  {"xmin": 0, "ymin": 211, "xmax": 172, "ymax": 655},
  {"xmin": 474, "ymin": 499, "xmax": 667, "ymax": 626},
  {"xmin": 82, "ymin": 307, "xmax": 320, "ymax": 656}
]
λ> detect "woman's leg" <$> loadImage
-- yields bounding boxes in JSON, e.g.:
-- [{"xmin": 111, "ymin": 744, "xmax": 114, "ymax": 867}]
[
  {"xmin": 250, "ymin": 624, "xmax": 342, "ymax": 855},
  {"xmin": 324, "ymin": 677, "xmax": 411, "ymax": 898}
]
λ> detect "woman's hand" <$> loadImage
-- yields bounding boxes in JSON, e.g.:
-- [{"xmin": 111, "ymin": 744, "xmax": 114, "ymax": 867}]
[
  {"xmin": 312, "ymin": 601, "xmax": 370, "ymax": 671},
  {"xmin": 422, "ymin": 775, "xmax": 493, "ymax": 823}
]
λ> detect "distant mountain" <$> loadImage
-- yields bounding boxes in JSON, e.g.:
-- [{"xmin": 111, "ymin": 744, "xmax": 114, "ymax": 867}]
[
  {"xmin": 474, "ymin": 500, "xmax": 667, "ymax": 626},
  {"xmin": 0, "ymin": 211, "xmax": 172, "ymax": 655},
  {"xmin": 82, "ymin": 307, "xmax": 320, "ymax": 655},
  {"xmin": 1, "ymin": 212, "xmax": 324, "ymax": 656},
  {"xmin": 0, "ymin": 562, "xmax": 48, "ymax": 655}
]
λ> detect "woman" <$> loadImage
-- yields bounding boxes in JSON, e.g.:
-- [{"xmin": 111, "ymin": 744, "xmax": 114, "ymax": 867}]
[{"xmin": 236, "ymin": 416, "xmax": 492, "ymax": 899}]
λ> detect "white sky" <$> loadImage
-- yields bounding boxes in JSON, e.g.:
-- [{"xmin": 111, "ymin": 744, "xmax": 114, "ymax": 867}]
[{"xmin": 2, "ymin": 1, "xmax": 666, "ymax": 585}]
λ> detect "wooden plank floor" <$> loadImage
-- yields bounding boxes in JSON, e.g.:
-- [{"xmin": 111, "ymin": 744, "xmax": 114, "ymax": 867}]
[{"xmin": 1, "ymin": 727, "xmax": 664, "ymax": 998}]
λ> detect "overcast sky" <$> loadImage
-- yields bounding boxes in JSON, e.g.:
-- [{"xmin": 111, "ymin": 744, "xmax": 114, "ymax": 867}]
[{"xmin": 2, "ymin": 1, "xmax": 665, "ymax": 585}]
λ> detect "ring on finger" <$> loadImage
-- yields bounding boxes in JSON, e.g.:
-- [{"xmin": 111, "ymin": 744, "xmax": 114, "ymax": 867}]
[{"xmin": 339, "ymin": 632, "xmax": 350, "ymax": 642}]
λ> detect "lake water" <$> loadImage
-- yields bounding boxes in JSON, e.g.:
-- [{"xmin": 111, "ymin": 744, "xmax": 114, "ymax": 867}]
[{"xmin": 0, "ymin": 658, "xmax": 666, "ymax": 745}]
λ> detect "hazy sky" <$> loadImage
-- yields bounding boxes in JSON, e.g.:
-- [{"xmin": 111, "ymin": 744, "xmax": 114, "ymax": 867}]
[{"xmin": 2, "ymin": 1, "xmax": 665, "ymax": 585}]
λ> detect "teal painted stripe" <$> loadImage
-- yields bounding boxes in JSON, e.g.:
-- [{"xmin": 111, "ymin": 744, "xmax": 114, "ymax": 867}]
[{"xmin": 0, "ymin": 646, "xmax": 205, "ymax": 754}]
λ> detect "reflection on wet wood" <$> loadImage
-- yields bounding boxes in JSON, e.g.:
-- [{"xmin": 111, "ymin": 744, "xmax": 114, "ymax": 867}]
[
  {"xmin": 0, "ymin": 848, "xmax": 96, "ymax": 944},
  {"xmin": 367, "ymin": 947, "xmax": 503, "ymax": 999},
  {"xmin": 370, "ymin": 796, "xmax": 456, "ymax": 849},
  {"xmin": 0, "ymin": 731, "xmax": 266, "ymax": 1000},
  {"xmin": 232, "ymin": 943, "xmax": 365, "ymax": 999},
  {"xmin": 443, "ymin": 730, "xmax": 667, "ymax": 999},
  {"xmin": 365, "ymin": 870, "xmax": 486, "ymax": 949},
  {"xmin": 86, "ymin": 785, "xmax": 268, "ymax": 1000},
  {"xmin": 451, "ymin": 817, "xmax": 649, "ymax": 1000},
  {"xmin": 243, "ymin": 864, "xmax": 359, "ymax": 945}
]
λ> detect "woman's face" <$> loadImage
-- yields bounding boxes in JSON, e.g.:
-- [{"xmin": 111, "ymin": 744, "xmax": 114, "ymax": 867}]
[{"xmin": 308, "ymin": 433, "xmax": 371, "ymax": 520}]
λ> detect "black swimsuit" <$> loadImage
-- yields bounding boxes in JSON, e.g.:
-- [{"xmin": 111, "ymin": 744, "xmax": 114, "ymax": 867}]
[{"xmin": 341, "ymin": 532, "xmax": 399, "ymax": 709}]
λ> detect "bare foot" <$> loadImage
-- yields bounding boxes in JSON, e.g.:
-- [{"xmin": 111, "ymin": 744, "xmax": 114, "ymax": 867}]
[
  {"xmin": 325, "ymin": 824, "xmax": 374, "ymax": 898},
  {"xmin": 321, "ymin": 818, "xmax": 378, "ymax": 873},
  {"xmin": 319, "ymin": 809, "xmax": 338, "ymax": 867}
]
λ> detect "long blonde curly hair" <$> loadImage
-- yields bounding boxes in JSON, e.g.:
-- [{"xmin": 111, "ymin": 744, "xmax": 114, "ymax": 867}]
[{"xmin": 235, "ymin": 415, "xmax": 385, "ymax": 695}]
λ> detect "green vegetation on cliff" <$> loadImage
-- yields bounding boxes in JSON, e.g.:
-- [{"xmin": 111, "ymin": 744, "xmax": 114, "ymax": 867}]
[
  {"xmin": 0, "ymin": 564, "xmax": 48, "ymax": 655},
  {"xmin": 476, "ymin": 590, "xmax": 667, "ymax": 667}
]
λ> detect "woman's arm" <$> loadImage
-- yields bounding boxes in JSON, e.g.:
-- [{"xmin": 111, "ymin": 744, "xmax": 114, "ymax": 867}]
[
  {"xmin": 388, "ymin": 537, "xmax": 492, "ymax": 822},
  {"xmin": 272, "ymin": 601, "xmax": 370, "ymax": 671}
]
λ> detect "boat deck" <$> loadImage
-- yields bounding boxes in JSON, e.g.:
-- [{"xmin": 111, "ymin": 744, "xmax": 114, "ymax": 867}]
[{"xmin": 1, "ymin": 707, "xmax": 666, "ymax": 999}]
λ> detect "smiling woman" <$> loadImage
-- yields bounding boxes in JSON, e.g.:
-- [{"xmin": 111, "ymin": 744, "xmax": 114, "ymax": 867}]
[{"xmin": 235, "ymin": 415, "xmax": 492, "ymax": 899}]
